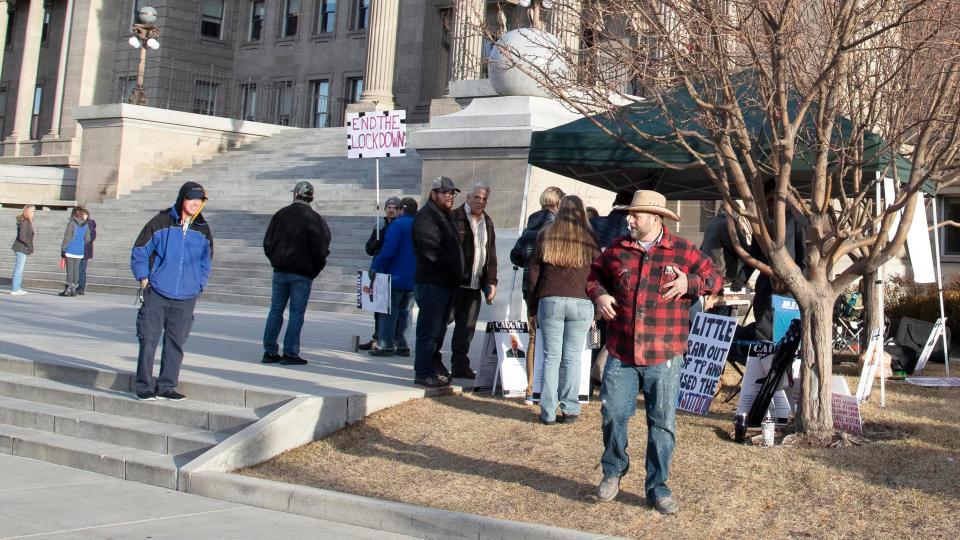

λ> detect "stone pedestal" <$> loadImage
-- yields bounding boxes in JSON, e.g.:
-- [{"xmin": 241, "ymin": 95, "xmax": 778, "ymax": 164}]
[{"xmin": 410, "ymin": 95, "xmax": 616, "ymax": 321}]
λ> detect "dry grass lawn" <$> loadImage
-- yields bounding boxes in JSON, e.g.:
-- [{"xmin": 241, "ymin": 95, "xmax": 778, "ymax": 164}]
[{"xmin": 242, "ymin": 362, "xmax": 960, "ymax": 538}]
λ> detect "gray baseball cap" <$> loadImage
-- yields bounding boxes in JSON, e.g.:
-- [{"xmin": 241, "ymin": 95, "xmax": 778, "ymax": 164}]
[
  {"xmin": 430, "ymin": 176, "xmax": 460, "ymax": 193},
  {"xmin": 384, "ymin": 196, "xmax": 402, "ymax": 208},
  {"xmin": 292, "ymin": 181, "xmax": 314, "ymax": 199}
]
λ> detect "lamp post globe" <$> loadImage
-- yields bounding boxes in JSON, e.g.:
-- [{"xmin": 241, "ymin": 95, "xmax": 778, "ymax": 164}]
[{"xmin": 138, "ymin": 6, "xmax": 158, "ymax": 24}]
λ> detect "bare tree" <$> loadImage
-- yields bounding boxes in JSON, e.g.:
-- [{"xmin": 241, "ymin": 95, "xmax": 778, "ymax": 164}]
[{"xmin": 478, "ymin": 0, "xmax": 960, "ymax": 436}]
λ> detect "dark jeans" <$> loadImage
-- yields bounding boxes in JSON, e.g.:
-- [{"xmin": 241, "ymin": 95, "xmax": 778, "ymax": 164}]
[
  {"xmin": 135, "ymin": 287, "xmax": 197, "ymax": 394},
  {"xmin": 78, "ymin": 258, "xmax": 89, "ymax": 290},
  {"xmin": 449, "ymin": 287, "xmax": 482, "ymax": 372},
  {"xmin": 377, "ymin": 288, "xmax": 415, "ymax": 350},
  {"xmin": 262, "ymin": 272, "xmax": 313, "ymax": 357},
  {"xmin": 600, "ymin": 354, "xmax": 683, "ymax": 502},
  {"xmin": 413, "ymin": 283, "xmax": 455, "ymax": 379}
]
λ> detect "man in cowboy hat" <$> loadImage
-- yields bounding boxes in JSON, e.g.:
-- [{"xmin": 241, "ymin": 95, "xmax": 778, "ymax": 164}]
[{"xmin": 586, "ymin": 189, "xmax": 721, "ymax": 515}]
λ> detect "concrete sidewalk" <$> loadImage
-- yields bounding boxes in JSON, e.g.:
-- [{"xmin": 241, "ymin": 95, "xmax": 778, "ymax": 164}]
[
  {"xmin": 0, "ymin": 454, "xmax": 414, "ymax": 540},
  {"xmin": 0, "ymin": 288, "xmax": 483, "ymax": 399}
]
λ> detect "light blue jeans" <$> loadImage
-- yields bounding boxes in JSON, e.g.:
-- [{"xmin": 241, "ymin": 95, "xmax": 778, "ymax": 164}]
[
  {"xmin": 11, "ymin": 251, "xmax": 27, "ymax": 292},
  {"xmin": 377, "ymin": 288, "xmax": 415, "ymax": 350},
  {"xmin": 537, "ymin": 296, "xmax": 593, "ymax": 422}
]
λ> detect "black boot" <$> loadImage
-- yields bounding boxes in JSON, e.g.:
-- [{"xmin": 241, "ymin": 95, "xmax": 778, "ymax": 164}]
[{"xmin": 58, "ymin": 286, "xmax": 71, "ymax": 297}]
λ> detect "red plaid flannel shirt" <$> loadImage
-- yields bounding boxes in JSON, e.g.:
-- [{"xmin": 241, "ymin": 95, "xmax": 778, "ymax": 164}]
[{"xmin": 587, "ymin": 227, "xmax": 722, "ymax": 366}]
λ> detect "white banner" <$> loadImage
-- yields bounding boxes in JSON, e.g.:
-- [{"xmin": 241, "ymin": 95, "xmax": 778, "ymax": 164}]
[
  {"xmin": 346, "ymin": 110, "xmax": 407, "ymax": 159},
  {"xmin": 677, "ymin": 312, "xmax": 738, "ymax": 415},
  {"xmin": 884, "ymin": 178, "xmax": 935, "ymax": 283},
  {"xmin": 356, "ymin": 271, "xmax": 391, "ymax": 314}
]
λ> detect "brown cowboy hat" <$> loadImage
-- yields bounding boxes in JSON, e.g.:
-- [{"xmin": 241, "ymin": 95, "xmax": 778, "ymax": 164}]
[{"xmin": 613, "ymin": 190, "xmax": 681, "ymax": 222}]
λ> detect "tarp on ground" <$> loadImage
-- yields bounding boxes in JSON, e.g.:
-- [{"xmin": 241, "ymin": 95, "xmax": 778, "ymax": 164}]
[{"xmin": 528, "ymin": 72, "xmax": 931, "ymax": 199}]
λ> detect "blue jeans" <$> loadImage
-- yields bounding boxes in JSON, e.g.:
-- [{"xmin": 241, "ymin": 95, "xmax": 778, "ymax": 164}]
[
  {"xmin": 600, "ymin": 354, "xmax": 683, "ymax": 502},
  {"xmin": 262, "ymin": 272, "xmax": 313, "ymax": 357},
  {"xmin": 413, "ymin": 283, "xmax": 455, "ymax": 379},
  {"xmin": 537, "ymin": 296, "xmax": 593, "ymax": 422},
  {"xmin": 377, "ymin": 288, "xmax": 415, "ymax": 350},
  {"xmin": 11, "ymin": 252, "xmax": 26, "ymax": 292}
]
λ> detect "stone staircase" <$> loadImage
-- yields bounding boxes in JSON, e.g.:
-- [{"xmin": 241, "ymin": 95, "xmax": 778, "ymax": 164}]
[
  {"xmin": 0, "ymin": 127, "xmax": 424, "ymax": 312},
  {"xmin": 0, "ymin": 354, "xmax": 295, "ymax": 490}
]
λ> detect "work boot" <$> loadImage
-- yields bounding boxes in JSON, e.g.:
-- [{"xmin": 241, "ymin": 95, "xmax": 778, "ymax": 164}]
[
  {"xmin": 652, "ymin": 496, "xmax": 679, "ymax": 515},
  {"xmin": 358, "ymin": 339, "xmax": 376, "ymax": 351},
  {"xmin": 596, "ymin": 476, "xmax": 620, "ymax": 502},
  {"xmin": 451, "ymin": 367, "xmax": 476, "ymax": 379}
]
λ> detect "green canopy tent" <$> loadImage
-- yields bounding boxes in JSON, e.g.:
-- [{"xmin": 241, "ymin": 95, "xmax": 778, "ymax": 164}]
[{"xmin": 527, "ymin": 75, "xmax": 929, "ymax": 198}]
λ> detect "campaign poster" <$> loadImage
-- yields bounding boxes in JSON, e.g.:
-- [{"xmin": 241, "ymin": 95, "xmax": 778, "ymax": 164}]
[
  {"xmin": 472, "ymin": 322, "xmax": 502, "ymax": 393},
  {"xmin": 489, "ymin": 321, "xmax": 529, "ymax": 398},
  {"xmin": 356, "ymin": 271, "xmax": 391, "ymax": 314},
  {"xmin": 677, "ymin": 312, "xmax": 738, "ymax": 415},
  {"xmin": 531, "ymin": 329, "xmax": 591, "ymax": 404}
]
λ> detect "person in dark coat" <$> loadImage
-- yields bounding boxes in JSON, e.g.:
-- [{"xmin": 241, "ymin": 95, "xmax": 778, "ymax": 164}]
[
  {"xmin": 411, "ymin": 176, "xmax": 464, "ymax": 388},
  {"xmin": 261, "ymin": 181, "xmax": 332, "ymax": 365},
  {"xmin": 77, "ymin": 208, "xmax": 97, "ymax": 295}
]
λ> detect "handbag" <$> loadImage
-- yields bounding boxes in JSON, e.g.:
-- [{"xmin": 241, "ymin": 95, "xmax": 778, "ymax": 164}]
[{"xmin": 587, "ymin": 321, "xmax": 602, "ymax": 349}]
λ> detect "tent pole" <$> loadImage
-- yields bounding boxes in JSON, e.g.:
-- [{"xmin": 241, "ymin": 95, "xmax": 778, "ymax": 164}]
[
  {"xmin": 930, "ymin": 196, "xmax": 950, "ymax": 376},
  {"xmin": 877, "ymin": 177, "xmax": 886, "ymax": 407}
]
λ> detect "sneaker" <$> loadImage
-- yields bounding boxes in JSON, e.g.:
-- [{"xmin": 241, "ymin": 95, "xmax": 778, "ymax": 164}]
[
  {"xmin": 451, "ymin": 367, "xmax": 477, "ymax": 379},
  {"xmin": 434, "ymin": 363, "xmax": 452, "ymax": 380},
  {"xmin": 280, "ymin": 354, "xmax": 308, "ymax": 365},
  {"xmin": 414, "ymin": 376, "xmax": 450, "ymax": 388},
  {"xmin": 135, "ymin": 391, "xmax": 156, "ymax": 401},
  {"xmin": 524, "ymin": 394, "xmax": 534, "ymax": 406},
  {"xmin": 652, "ymin": 496, "xmax": 679, "ymax": 515},
  {"xmin": 261, "ymin": 352, "xmax": 282, "ymax": 363},
  {"xmin": 156, "ymin": 390, "xmax": 186, "ymax": 401},
  {"xmin": 596, "ymin": 476, "xmax": 620, "ymax": 502},
  {"xmin": 9, "ymin": 290, "xmax": 27, "ymax": 296},
  {"xmin": 559, "ymin": 413, "xmax": 579, "ymax": 424},
  {"xmin": 396, "ymin": 347, "xmax": 411, "ymax": 357},
  {"xmin": 357, "ymin": 339, "xmax": 376, "ymax": 351},
  {"xmin": 368, "ymin": 347, "xmax": 395, "ymax": 357}
]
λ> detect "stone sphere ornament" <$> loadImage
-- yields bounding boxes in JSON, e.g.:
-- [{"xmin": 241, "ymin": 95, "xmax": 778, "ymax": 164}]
[{"xmin": 488, "ymin": 28, "xmax": 570, "ymax": 98}]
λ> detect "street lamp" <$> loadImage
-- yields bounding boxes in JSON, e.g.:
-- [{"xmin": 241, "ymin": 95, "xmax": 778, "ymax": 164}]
[{"xmin": 127, "ymin": 6, "xmax": 161, "ymax": 105}]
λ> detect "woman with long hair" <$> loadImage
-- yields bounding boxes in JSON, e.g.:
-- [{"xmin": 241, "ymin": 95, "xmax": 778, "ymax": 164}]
[
  {"xmin": 59, "ymin": 206, "xmax": 90, "ymax": 297},
  {"xmin": 10, "ymin": 205, "xmax": 35, "ymax": 295},
  {"xmin": 528, "ymin": 195, "xmax": 600, "ymax": 424}
]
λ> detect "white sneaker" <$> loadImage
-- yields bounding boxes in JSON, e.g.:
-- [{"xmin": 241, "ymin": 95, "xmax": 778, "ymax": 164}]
[{"xmin": 10, "ymin": 290, "xmax": 27, "ymax": 296}]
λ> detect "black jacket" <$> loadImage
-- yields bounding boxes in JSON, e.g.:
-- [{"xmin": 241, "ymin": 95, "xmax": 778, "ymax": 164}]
[
  {"xmin": 263, "ymin": 200, "xmax": 332, "ymax": 279},
  {"xmin": 412, "ymin": 199, "xmax": 464, "ymax": 288},
  {"xmin": 364, "ymin": 219, "xmax": 392, "ymax": 257},
  {"xmin": 12, "ymin": 218, "xmax": 34, "ymax": 255},
  {"xmin": 451, "ymin": 205, "xmax": 498, "ymax": 288},
  {"xmin": 509, "ymin": 208, "xmax": 555, "ymax": 293},
  {"xmin": 739, "ymin": 207, "xmax": 808, "ymax": 314},
  {"xmin": 700, "ymin": 211, "xmax": 749, "ymax": 284}
]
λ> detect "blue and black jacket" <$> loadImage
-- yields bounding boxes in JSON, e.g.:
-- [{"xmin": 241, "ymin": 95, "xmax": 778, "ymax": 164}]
[{"xmin": 130, "ymin": 182, "xmax": 214, "ymax": 300}]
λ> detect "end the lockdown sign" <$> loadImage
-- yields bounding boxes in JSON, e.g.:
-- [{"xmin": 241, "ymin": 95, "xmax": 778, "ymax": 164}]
[{"xmin": 346, "ymin": 110, "xmax": 406, "ymax": 159}]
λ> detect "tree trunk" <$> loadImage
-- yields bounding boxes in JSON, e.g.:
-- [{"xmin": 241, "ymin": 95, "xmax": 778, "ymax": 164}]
[{"xmin": 796, "ymin": 295, "xmax": 835, "ymax": 434}]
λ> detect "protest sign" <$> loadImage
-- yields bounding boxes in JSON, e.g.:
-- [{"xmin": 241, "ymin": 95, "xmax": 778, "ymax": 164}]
[
  {"xmin": 831, "ymin": 376, "xmax": 863, "ymax": 434},
  {"xmin": 677, "ymin": 312, "xmax": 737, "ymax": 415},
  {"xmin": 531, "ymin": 329, "xmax": 590, "ymax": 403},
  {"xmin": 491, "ymin": 321, "xmax": 529, "ymax": 398},
  {"xmin": 346, "ymin": 110, "xmax": 407, "ymax": 159},
  {"xmin": 913, "ymin": 318, "xmax": 946, "ymax": 373},
  {"xmin": 355, "ymin": 271, "xmax": 390, "ymax": 314},
  {"xmin": 735, "ymin": 341, "xmax": 798, "ymax": 422},
  {"xmin": 472, "ymin": 323, "xmax": 501, "ymax": 393},
  {"xmin": 855, "ymin": 330, "xmax": 883, "ymax": 402}
]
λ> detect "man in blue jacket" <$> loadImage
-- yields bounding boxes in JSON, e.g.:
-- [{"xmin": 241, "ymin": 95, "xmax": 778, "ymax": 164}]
[
  {"xmin": 369, "ymin": 197, "xmax": 418, "ymax": 357},
  {"xmin": 130, "ymin": 182, "xmax": 213, "ymax": 401}
]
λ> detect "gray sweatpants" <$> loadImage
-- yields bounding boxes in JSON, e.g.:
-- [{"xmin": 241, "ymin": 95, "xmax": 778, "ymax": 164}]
[{"xmin": 64, "ymin": 257, "xmax": 81, "ymax": 288}]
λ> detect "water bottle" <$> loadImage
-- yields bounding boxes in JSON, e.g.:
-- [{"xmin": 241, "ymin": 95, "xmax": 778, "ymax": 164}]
[
  {"xmin": 734, "ymin": 412, "xmax": 747, "ymax": 443},
  {"xmin": 761, "ymin": 412, "xmax": 775, "ymax": 447}
]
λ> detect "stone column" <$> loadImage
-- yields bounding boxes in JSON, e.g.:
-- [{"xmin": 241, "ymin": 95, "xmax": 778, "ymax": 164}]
[
  {"xmin": 551, "ymin": 0, "xmax": 581, "ymax": 60},
  {"xmin": 45, "ymin": 0, "xmax": 76, "ymax": 140},
  {"xmin": 5, "ymin": 0, "xmax": 46, "ymax": 146},
  {"xmin": 0, "ymin": 1, "xmax": 9, "ymax": 78},
  {"xmin": 351, "ymin": 0, "xmax": 400, "ymax": 112},
  {"xmin": 452, "ymin": 0, "xmax": 484, "ymax": 80}
]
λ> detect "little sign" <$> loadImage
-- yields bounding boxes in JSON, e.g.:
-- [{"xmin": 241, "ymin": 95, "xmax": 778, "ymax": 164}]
[
  {"xmin": 346, "ymin": 110, "xmax": 407, "ymax": 159},
  {"xmin": 678, "ymin": 312, "xmax": 738, "ymax": 415}
]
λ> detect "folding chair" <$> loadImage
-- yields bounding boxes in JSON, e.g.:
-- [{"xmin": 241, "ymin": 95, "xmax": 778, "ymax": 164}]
[{"xmin": 833, "ymin": 291, "xmax": 864, "ymax": 354}]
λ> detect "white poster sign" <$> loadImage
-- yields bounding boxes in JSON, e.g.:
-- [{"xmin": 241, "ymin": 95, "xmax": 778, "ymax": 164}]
[
  {"xmin": 735, "ymin": 342, "xmax": 799, "ymax": 422},
  {"xmin": 346, "ymin": 110, "xmax": 407, "ymax": 159},
  {"xmin": 473, "ymin": 323, "xmax": 502, "ymax": 393},
  {"xmin": 884, "ymin": 179, "xmax": 935, "ymax": 283},
  {"xmin": 492, "ymin": 321, "xmax": 530, "ymax": 398},
  {"xmin": 913, "ymin": 317, "xmax": 946, "ymax": 373},
  {"xmin": 356, "ymin": 271, "xmax": 391, "ymax": 314},
  {"xmin": 831, "ymin": 376, "xmax": 863, "ymax": 434},
  {"xmin": 855, "ymin": 330, "xmax": 884, "ymax": 402},
  {"xmin": 531, "ymin": 329, "xmax": 591, "ymax": 403},
  {"xmin": 677, "ymin": 313, "xmax": 738, "ymax": 415}
]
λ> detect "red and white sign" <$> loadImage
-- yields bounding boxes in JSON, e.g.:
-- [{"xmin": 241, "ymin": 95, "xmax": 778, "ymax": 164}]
[{"xmin": 346, "ymin": 110, "xmax": 407, "ymax": 159}]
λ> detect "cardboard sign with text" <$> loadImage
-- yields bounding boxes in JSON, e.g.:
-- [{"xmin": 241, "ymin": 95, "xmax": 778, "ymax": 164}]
[
  {"xmin": 473, "ymin": 321, "xmax": 529, "ymax": 397},
  {"xmin": 346, "ymin": 110, "xmax": 407, "ymax": 159},
  {"xmin": 735, "ymin": 341, "xmax": 799, "ymax": 422},
  {"xmin": 531, "ymin": 329, "xmax": 591, "ymax": 403},
  {"xmin": 356, "ymin": 271, "xmax": 391, "ymax": 314},
  {"xmin": 678, "ymin": 312, "xmax": 738, "ymax": 415},
  {"xmin": 832, "ymin": 376, "xmax": 863, "ymax": 434}
]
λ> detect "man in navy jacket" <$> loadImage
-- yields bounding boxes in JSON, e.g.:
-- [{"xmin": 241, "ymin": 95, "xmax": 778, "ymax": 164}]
[{"xmin": 130, "ymin": 182, "xmax": 213, "ymax": 401}]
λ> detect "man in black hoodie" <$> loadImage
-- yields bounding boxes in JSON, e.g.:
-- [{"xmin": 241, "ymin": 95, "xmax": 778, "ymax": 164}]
[
  {"xmin": 411, "ymin": 176, "xmax": 464, "ymax": 388},
  {"xmin": 261, "ymin": 181, "xmax": 332, "ymax": 365}
]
